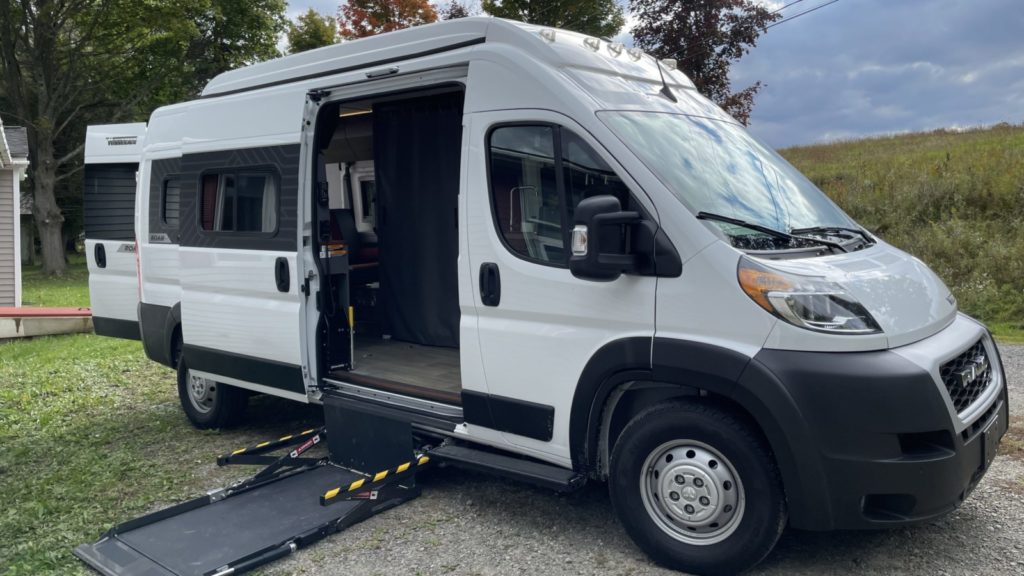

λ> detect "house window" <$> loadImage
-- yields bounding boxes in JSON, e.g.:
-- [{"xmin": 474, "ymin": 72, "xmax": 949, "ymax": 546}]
[{"xmin": 200, "ymin": 171, "xmax": 278, "ymax": 233}]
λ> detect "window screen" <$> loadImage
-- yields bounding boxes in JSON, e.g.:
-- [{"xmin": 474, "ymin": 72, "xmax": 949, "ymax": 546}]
[
  {"xmin": 162, "ymin": 178, "xmax": 181, "ymax": 227},
  {"xmin": 488, "ymin": 125, "xmax": 630, "ymax": 266},
  {"xmin": 200, "ymin": 171, "xmax": 277, "ymax": 233}
]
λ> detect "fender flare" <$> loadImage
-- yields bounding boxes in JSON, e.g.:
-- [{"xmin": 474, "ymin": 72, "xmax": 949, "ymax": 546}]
[
  {"xmin": 569, "ymin": 336, "xmax": 831, "ymax": 530},
  {"xmin": 138, "ymin": 302, "xmax": 180, "ymax": 369}
]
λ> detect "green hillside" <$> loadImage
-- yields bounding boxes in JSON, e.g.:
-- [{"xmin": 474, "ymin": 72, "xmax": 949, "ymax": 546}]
[{"xmin": 780, "ymin": 123, "xmax": 1024, "ymax": 340}]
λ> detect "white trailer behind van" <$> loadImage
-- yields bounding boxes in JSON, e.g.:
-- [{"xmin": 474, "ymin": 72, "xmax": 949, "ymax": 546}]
[{"xmin": 77, "ymin": 17, "xmax": 1007, "ymax": 576}]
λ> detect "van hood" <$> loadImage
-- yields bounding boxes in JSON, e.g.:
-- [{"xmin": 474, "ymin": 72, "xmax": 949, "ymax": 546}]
[{"xmin": 762, "ymin": 241, "xmax": 957, "ymax": 348}]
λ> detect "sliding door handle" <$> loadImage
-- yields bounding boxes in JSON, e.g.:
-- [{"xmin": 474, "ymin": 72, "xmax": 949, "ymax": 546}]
[{"xmin": 275, "ymin": 257, "xmax": 290, "ymax": 293}]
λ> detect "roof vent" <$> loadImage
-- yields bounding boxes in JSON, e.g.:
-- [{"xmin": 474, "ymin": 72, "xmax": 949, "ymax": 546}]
[
  {"xmin": 539, "ymin": 28, "xmax": 556, "ymax": 43},
  {"xmin": 607, "ymin": 42, "xmax": 624, "ymax": 58},
  {"xmin": 660, "ymin": 58, "xmax": 678, "ymax": 71},
  {"xmin": 583, "ymin": 37, "xmax": 601, "ymax": 52},
  {"xmin": 626, "ymin": 47, "xmax": 643, "ymax": 62}
]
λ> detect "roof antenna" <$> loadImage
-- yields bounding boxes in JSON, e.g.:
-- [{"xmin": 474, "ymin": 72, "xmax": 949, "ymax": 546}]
[{"xmin": 655, "ymin": 57, "xmax": 678, "ymax": 103}]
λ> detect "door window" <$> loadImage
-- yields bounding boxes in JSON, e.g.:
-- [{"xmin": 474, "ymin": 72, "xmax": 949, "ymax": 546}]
[
  {"xmin": 200, "ymin": 171, "xmax": 278, "ymax": 233},
  {"xmin": 488, "ymin": 125, "xmax": 631, "ymax": 266}
]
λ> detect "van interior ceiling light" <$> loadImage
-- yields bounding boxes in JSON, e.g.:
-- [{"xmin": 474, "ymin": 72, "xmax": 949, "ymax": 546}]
[
  {"xmin": 539, "ymin": 28, "xmax": 556, "ymax": 42},
  {"xmin": 583, "ymin": 36, "xmax": 601, "ymax": 52},
  {"xmin": 737, "ymin": 256, "xmax": 882, "ymax": 334}
]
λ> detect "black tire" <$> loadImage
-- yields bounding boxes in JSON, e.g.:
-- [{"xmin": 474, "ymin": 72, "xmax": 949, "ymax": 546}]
[
  {"xmin": 609, "ymin": 400, "xmax": 786, "ymax": 576},
  {"xmin": 176, "ymin": 353, "xmax": 248, "ymax": 429}
]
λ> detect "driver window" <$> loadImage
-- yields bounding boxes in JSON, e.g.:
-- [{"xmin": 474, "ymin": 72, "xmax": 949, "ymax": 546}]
[
  {"xmin": 561, "ymin": 131, "xmax": 631, "ymax": 227},
  {"xmin": 488, "ymin": 124, "xmax": 632, "ymax": 266},
  {"xmin": 489, "ymin": 125, "xmax": 562, "ymax": 264}
]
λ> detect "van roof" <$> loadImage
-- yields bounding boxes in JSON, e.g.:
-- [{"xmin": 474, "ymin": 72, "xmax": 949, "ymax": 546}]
[
  {"xmin": 200, "ymin": 17, "xmax": 694, "ymax": 100},
  {"xmin": 84, "ymin": 123, "xmax": 147, "ymax": 164}
]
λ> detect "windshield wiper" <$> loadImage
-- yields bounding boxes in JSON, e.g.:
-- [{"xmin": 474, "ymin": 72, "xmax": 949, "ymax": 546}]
[
  {"xmin": 696, "ymin": 211, "xmax": 848, "ymax": 253},
  {"xmin": 790, "ymin": 225, "xmax": 873, "ymax": 245}
]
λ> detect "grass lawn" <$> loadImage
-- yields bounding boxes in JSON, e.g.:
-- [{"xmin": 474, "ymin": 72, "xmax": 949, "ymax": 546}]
[
  {"xmin": 0, "ymin": 262, "xmax": 320, "ymax": 575},
  {"xmin": 19, "ymin": 254, "xmax": 91, "ymax": 308}
]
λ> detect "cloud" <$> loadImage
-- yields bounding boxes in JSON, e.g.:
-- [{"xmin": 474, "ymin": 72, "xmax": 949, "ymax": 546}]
[{"xmin": 731, "ymin": 0, "xmax": 1024, "ymax": 146}]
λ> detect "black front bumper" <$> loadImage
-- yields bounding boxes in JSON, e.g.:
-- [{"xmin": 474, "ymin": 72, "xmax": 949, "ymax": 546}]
[{"xmin": 744, "ymin": 343, "xmax": 1009, "ymax": 531}]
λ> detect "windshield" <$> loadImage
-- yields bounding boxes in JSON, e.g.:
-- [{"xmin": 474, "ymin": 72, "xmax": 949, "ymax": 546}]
[{"xmin": 598, "ymin": 111, "xmax": 856, "ymax": 238}]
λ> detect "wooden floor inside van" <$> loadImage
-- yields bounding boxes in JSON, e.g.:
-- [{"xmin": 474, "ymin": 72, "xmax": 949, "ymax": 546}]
[{"xmin": 331, "ymin": 338, "xmax": 462, "ymax": 405}]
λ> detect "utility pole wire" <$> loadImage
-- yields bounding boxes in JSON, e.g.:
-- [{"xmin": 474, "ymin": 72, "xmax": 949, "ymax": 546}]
[
  {"xmin": 765, "ymin": 0, "xmax": 840, "ymax": 30},
  {"xmin": 651, "ymin": 0, "xmax": 808, "ymax": 65},
  {"xmin": 671, "ymin": 0, "xmax": 841, "ymax": 66}
]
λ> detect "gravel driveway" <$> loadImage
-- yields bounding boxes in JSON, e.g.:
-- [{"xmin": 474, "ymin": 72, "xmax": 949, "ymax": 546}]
[{"xmin": 264, "ymin": 345, "xmax": 1024, "ymax": 576}]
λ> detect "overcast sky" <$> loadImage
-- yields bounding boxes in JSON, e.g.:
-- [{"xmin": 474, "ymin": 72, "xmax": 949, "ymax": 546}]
[{"xmin": 291, "ymin": 0, "xmax": 1024, "ymax": 147}]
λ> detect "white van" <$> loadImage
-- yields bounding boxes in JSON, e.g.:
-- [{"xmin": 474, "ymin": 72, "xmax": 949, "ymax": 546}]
[{"xmin": 84, "ymin": 18, "xmax": 1008, "ymax": 575}]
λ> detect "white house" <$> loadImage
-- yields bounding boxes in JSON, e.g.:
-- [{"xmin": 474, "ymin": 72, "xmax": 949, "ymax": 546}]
[{"xmin": 0, "ymin": 118, "xmax": 30, "ymax": 307}]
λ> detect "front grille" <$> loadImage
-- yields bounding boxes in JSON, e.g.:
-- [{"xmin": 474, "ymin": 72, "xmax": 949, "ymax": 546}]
[{"xmin": 939, "ymin": 340, "xmax": 993, "ymax": 414}]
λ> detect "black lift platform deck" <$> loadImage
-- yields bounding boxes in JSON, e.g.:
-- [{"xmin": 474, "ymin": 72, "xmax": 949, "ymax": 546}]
[
  {"xmin": 75, "ymin": 395, "xmax": 585, "ymax": 576},
  {"xmin": 74, "ymin": 464, "xmax": 415, "ymax": 576},
  {"xmin": 75, "ymin": 399, "xmax": 427, "ymax": 576}
]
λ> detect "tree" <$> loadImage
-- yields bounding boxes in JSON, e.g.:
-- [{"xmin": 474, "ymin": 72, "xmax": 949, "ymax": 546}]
[
  {"xmin": 481, "ymin": 0, "xmax": 624, "ymax": 39},
  {"xmin": 288, "ymin": 9, "xmax": 338, "ymax": 53},
  {"xmin": 631, "ymin": 0, "xmax": 779, "ymax": 125},
  {"xmin": 0, "ymin": 0, "xmax": 286, "ymax": 275},
  {"xmin": 338, "ymin": 0, "xmax": 438, "ymax": 40},
  {"xmin": 436, "ymin": 0, "xmax": 471, "ymax": 19}
]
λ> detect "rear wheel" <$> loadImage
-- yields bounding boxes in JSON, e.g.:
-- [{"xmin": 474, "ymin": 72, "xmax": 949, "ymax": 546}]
[
  {"xmin": 176, "ymin": 344, "xmax": 247, "ymax": 429},
  {"xmin": 609, "ymin": 400, "xmax": 786, "ymax": 576}
]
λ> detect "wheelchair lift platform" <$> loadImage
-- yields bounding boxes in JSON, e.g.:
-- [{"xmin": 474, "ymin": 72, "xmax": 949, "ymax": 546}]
[{"xmin": 75, "ymin": 395, "xmax": 585, "ymax": 576}]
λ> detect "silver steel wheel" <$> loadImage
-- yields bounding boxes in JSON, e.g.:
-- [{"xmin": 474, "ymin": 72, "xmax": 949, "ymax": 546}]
[
  {"xmin": 640, "ymin": 439, "xmax": 745, "ymax": 545},
  {"xmin": 187, "ymin": 370, "xmax": 217, "ymax": 414}
]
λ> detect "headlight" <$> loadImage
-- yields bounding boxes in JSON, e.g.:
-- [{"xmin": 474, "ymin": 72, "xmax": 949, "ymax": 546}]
[{"xmin": 737, "ymin": 256, "xmax": 882, "ymax": 334}]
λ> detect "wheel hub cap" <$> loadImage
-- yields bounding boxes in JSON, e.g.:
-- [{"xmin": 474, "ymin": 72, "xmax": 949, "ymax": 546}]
[
  {"xmin": 187, "ymin": 371, "xmax": 216, "ymax": 414},
  {"xmin": 640, "ymin": 440, "xmax": 745, "ymax": 545}
]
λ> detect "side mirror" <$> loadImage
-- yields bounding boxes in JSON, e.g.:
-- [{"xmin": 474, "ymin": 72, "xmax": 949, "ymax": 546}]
[{"xmin": 569, "ymin": 195, "xmax": 642, "ymax": 281}]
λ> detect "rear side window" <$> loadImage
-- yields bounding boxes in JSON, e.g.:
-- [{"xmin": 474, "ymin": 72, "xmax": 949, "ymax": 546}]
[
  {"xmin": 83, "ymin": 163, "xmax": 137, "ymax": 241},
  {"xmin": 200, "ymin": 171, "xmax": 278, "ymax": 233},
  {"xmin": 162, "ymin": 178, "xmax": 181, "ymax": 228},
  {"xmin": 488, "ymin": 125, "xmax": 631, "ymax": 266}
]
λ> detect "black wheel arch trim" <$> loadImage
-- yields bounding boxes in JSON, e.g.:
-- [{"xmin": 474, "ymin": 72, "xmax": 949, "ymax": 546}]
[
  {"xmin": 139, "ymin": 302, "xmax": 175, "ymax": 368},
  {"xmin": 570, "ymin": 336, "xmax": 831, "ymax": 531}
]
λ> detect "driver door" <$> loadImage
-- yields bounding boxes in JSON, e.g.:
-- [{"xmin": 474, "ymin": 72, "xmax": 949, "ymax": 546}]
[{"xmin": 464, "ymin": 110, "xmax": 658, "ymax": 464}]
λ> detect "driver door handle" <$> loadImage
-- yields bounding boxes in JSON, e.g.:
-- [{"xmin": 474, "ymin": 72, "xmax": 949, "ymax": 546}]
[{"xmin": 479, "ymin": 262, "xmax": 501, "ymax": 307}]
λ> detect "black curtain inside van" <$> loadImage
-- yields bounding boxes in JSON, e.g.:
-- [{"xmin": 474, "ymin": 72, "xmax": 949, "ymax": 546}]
[{"xmin": 373, "ymin": 92, "xmax": 463, "ymax": 348}]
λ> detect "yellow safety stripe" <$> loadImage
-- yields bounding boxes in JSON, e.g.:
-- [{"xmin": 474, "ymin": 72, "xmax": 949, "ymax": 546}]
[
  {"xmin": 321, "ymin": 453, "xmax": 432, "ymax": 502},
  {"xmin": 226, "ymin": 428, "xmax": 319, "ymax": 458}
]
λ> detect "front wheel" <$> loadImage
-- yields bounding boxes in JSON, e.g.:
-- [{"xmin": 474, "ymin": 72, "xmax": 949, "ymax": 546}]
[
  {"xmin": 176, "ymin": 356, "xmax": 247, "ymax": 429},
  {"xmin": 609, "ymin": 400, "xmax": 786, "ymax": 576}
]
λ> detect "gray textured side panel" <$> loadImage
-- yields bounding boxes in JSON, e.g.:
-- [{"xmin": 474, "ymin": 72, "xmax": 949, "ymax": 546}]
[
  {"xmin": 84, "ymin": 163, "xmax": 137, "ymax": 241},
  {"xmin": 178, "ymin": 144, "xmax": 300, "ymax": 252},
  {"xmin": 148, "ymin": 157, "xmax": 183, "ymax": 244},
  {"xmin": 0, "ymin": 172, "xmax": 13, "ymax": 306}
]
